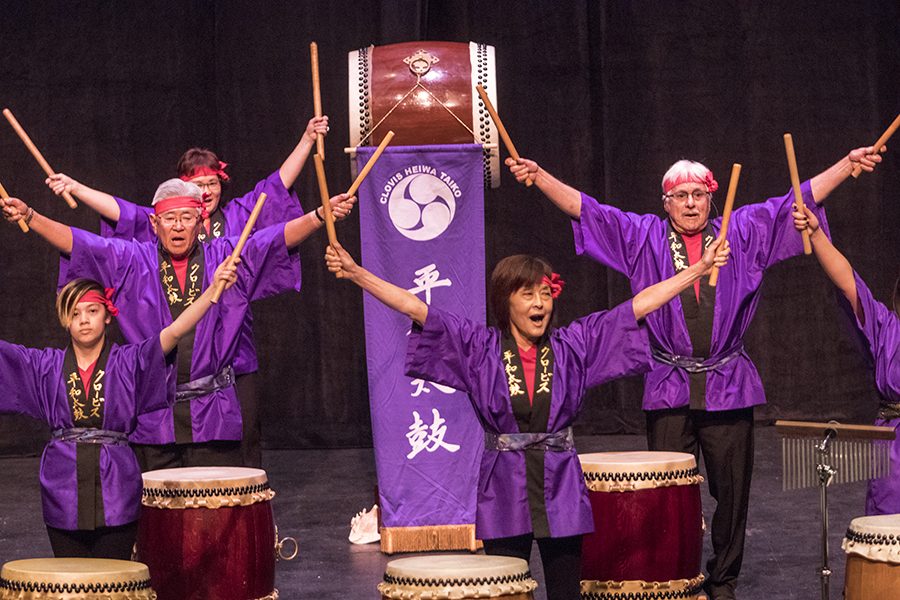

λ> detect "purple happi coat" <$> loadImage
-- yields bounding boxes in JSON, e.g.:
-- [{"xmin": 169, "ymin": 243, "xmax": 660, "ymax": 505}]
[
  {"xmin": 847, "ymin": 274, "xmax": 900, "ymax": 515},
  {"xmin": 405, "ymin": 302, "xmax": 651, "ymax": 539},
  {"xmin": 59, "ymin": 224, "xmax": 301, "ymax": 444},
  {"xmin": 0, "ymin": 337, "xmax": 166, "ymax": 529},
  {"xmin": 574, "ymin": 181, "xmax": 827, "ymax": 411},
  {"xmin": 99, "ymin": 171, "xmax": 303, "ymax": 375}
]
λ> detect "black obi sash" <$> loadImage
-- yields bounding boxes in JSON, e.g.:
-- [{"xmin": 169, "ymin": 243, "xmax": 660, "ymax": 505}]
[
  {"xmin": 63, "ymin": 341, "xmax": 112, "ymax": 530},
  {"xmin": 158, "ymin": 243, "xmax": 205, "ymax": 443},
  {"xmin": 501, "ymin": 333, "xmax": 557, "ymax": 538},
  {"xmin": 665, "ymin": 221, "xmax": 717, "ymax": 410}
]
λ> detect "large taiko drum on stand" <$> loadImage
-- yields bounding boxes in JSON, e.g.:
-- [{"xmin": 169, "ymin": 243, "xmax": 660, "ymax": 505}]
[
  {"xmin": 348, "ymin": 41, "xmax": 501, "ymax": 187},
  {"xmin": 377, "ymin": 555, "xmax": 537, "ymax": 600},
  {"xmin": 135, "ymin": 467, "xmax": 296, "ymax": 600},
  {"xmin": 842, "ymin": 514, "xmax": 900, "ymax": 599},
  {"xmin": 0, "ymin": 558, "xmax": 156, "ymax": 599},
  {"xmin": 579, "ymin": 452, "xmax": 705, "ymax": 599}
]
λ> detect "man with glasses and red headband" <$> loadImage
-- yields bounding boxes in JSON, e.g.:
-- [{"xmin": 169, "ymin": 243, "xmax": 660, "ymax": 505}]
[
  {"xmin": 507, "ymin": 145, "xmax": 883, "ymax": 599},
  {"xmin": 2, "ymin": 178, "xmax": 354, "ymax": 470},
  {"xmin": 43, "ymin": 115, "xmax": 329, "ymax": 468}
]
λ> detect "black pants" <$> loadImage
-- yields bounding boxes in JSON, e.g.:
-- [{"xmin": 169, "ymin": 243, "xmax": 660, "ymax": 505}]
[
  {"xmin": 646, "ymin": 407, "xmax": 753, "ymax": 599},
  {"xmin": 46, "ymin": 522, "xmax": 138, "ymax": 560},
  {"xmin": 236, "ymin": 372, "xmax": 262, "ymax": 468},
  {"xmin": 135, "ymin": 440, "xmax": 242, "ymax": 472},
  {"xmin": 483, "ymin": 533, "xmax": 582, "ymax": 600}
]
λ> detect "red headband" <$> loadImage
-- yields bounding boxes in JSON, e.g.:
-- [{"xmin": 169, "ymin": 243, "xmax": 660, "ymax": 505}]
[
  {"xmin": 153, "ymin": 196, "xmax": 209, "ymax": 220},
  {"xmin": 78, "ymin": 288, "xmax": 119, "ymax": 317},
  {"xmin": 664, "ymin": 170, "xmax": 719, "ymax": 194},
  {"xmin": 542, "ymin": 273, "xmax": 565, "ymax": 299},
  {"xmin": 180, "ymin": 161, "xmax": 230, "ymax": 182}
]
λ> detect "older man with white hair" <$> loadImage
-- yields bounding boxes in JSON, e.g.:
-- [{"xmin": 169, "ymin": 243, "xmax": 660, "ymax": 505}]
[
  {"xmin": 2, "ymin": 178, "xmax": 354, "ymax": 469},
  {"xmin": 507, "ymin": 144, "xmax": 883, "ymax": 599}
]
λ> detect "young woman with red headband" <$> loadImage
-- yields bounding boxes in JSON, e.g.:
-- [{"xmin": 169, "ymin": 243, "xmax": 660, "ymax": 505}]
[
  {"xmin": 325, "ymin": 239, "xmax": 730, "ymax": 600},
  {"xmin": 0, "ymin": 259, "xmax": 237, "ymax": 559}
]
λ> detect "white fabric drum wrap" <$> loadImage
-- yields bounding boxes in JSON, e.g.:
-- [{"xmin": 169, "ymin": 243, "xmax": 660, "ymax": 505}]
[
  {"xmin": 842, "ymin": 514, "xmax": 900, "ymax": 564},
  {"xmin": 141, "ymin": 466, "xmax": 274, "ymax": 509},
  {"xmin": 579, "ymin": 451, "xmax": 703, "ymax": 492},
  {"xmin": 378, "ymin": 555, "xmax": 537, "ymax": 599}
]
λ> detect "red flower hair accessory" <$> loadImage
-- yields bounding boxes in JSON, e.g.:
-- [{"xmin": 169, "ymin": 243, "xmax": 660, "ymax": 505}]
[
  {"xmin": 542, "ymin": 273, "xmax": 565, "ymax": 299},
  {"xmin": 704, "ymin": 171, "xmax": 719, "ymax": 193}
]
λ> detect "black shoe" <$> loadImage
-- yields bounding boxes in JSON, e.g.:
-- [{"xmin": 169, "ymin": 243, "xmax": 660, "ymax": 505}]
[{"xmin": 703, "ymin": 582, "xmax": 736, "ymax": 600}]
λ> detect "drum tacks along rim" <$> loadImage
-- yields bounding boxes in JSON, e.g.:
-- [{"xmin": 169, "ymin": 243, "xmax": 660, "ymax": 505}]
[{"xmin": 377, "ymin": 555, "xmax": 537, "ymax": 599}]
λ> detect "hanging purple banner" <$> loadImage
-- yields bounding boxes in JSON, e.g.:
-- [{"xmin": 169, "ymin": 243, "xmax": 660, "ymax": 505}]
[{"xmin": 357, "ymin": 144, "xmax": 485, "ymax": 528}]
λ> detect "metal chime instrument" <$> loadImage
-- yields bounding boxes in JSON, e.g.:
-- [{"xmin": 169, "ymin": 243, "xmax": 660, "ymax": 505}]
[{"xmin": 775, "ymin": 419, "xmax": 895, "ymax": 600}]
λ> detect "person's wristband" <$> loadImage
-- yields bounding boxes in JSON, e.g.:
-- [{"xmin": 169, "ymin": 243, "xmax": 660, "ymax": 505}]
[
  {"xmin": 24, "ymin": 207, "xmax": 34, "ymax": 225},
  {"xmin": 314, "ymin": 207, "xmax": 325, "ymax": 223}
]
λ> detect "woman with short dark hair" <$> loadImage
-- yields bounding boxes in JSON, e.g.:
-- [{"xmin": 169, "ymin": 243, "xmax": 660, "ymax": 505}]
[{"xmin": 325, "ymin": 239, "xmax": 729, "ymax": 600}]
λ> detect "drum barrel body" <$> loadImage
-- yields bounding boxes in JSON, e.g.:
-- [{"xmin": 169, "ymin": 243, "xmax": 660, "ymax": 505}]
[
  {"xmin": 844, "ymin": 554, "xmax": 900, "ymax": 599},
  {"xmin": 348, "ymin": 41, "xmax": 500, "ymax": 187},
  {"xmin": 582, "ymin": 483, "xmax": 702, "ymax": 582},
  {"xmin": 138, "ymin": 501, "xmax": 275, "ymax": 600},
  {"xmin": 136, "ymin": 467, "xmax": 278, "ymax": 600}
]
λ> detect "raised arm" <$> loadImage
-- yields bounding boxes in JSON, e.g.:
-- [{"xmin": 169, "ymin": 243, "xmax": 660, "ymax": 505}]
[
  {"xmin": 809, "ymin": 145, "xmax": 884, "ymax": 204},
  {"xmin": 506, "ymin": 157, "xmax": 583, "ymax": 219},
  {"xmin": 325, "ymin": 242, "xmax": 428, "ymax": 325},
  {"xmin": 793, "ymin": 205, "xmax": 859, "ymax": 315},
  {"xmin": 158, "ymin": 258, "xmax": 238, "ymax": 353},
  {"xmin": 631, "ymin": 237, "xmax": 730, "ymax": 320},
  {"xmin": 1, "ymin": 197, "xmax": 73, "ymax": 253},
  {"xmin": 46, "ymin": 173, "xmax": 121, "ymax": 222},
  {"xmin": 283, "ymin": 192, "xmax": 355, "ymax": 248},
  {"xmin": 279, "ymin": 116, "xmax": 329, "ymax": 189}
]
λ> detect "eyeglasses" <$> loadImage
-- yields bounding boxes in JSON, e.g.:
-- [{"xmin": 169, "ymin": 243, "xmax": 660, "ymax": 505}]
[
  {"xmin": 193, "ymin": 180, "xmax": 221, "ymax": 190},
  {"xmin": 664, "ymin": 190, "xmax": 710, "ymax": 203},
  {"xmin": 159, "ymin": 213, "xmax": 199, "ymax": 227}
]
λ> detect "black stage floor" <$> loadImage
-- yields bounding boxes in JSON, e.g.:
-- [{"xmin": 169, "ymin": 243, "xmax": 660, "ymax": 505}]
[{"xmin": 0, "ymin": 425, "xmax": 869, "ymax": 599}]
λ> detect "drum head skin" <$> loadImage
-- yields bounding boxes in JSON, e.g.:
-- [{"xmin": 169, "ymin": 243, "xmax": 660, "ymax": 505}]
[
  {"xmin": 579, "ymin": 451, "xmax": 702, "ymax": 492},
  {"xmin": 141, "ymin": 467, "xmax": 273, "ymax": 509},
  {"xmin": 378, "ymin": 555, "xmax": 537, "ymax": 599},
  {"xmin": 0, "ymin": 558, "xmax": 154, "ymax": 599}
]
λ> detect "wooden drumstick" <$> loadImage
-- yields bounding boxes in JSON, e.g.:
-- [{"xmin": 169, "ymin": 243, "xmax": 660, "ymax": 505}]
[
  {"xmin": 708, "ymin": 163, "xmax": 741, "ymax": 287},
  {"xmin": 310, "ymin": 42, "xmax": 325, "ymax": 160},
  {"xmin": 313, "ymin": 154, "xmax": 338, "ymax": 248},
  {"xmin": 783, "ymin": 134, "xmax": 812, "ymax": 255},
  {"xmin": 0, "ymin": 180, "xmax": 29, "ymax": 233},
  {"xmin": 347, "ymin": 131, "xmax": 394, "ymax": 197},
  {"xmin": 851, "ymin": 112, "xmax": 899, "ymax": 179},
  {"xmin": 2, "ymin": 109, "xmax": 77, "ymax": 209},
  {"xmin": 475, "ymin": 84, "xmax": 533, "ymax": 187},
  {"xmin": 210, "ymin": 192, "xmax": 267, "ymax": 304}
]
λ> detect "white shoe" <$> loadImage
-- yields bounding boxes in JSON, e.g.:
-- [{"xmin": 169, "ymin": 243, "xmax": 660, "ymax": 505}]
[{"xmin": 349, "ymin": 504, "xmax": 381, "ymax": 544}]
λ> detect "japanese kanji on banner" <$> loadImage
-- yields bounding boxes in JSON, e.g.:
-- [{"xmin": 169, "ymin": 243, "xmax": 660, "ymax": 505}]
[{"xmin": 357, "ymin": 144, "xmax": 485, "ymax": 542}]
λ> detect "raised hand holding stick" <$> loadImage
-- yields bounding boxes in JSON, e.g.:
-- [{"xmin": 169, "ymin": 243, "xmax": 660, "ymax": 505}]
[
  {"xmin": 475, "ymin": 84, "xmax": 532, "ymax": 187},
  {"xmin": 783, "ymin": 134, "xmax": 812, "ymax": 255},
  {"xmin": 850, "ymin": 112, "xmax": 898, "ymax": 178},
  {"xmin": 0, "ymin": 180, "xmax": 28, "ymax": 232},
  {"xmin": 210, "ymin": 193, "xmax": 267, "ymax": 304},
  {"xmin": 709, "ymin": 163, "xmax": 741, "ymax": 287}
]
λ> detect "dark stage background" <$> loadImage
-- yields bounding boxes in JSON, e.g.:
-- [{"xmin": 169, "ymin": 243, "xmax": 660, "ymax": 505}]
[{"xmin": 0, "ymin": 1, "xmax": 897, "ymax": 453}]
